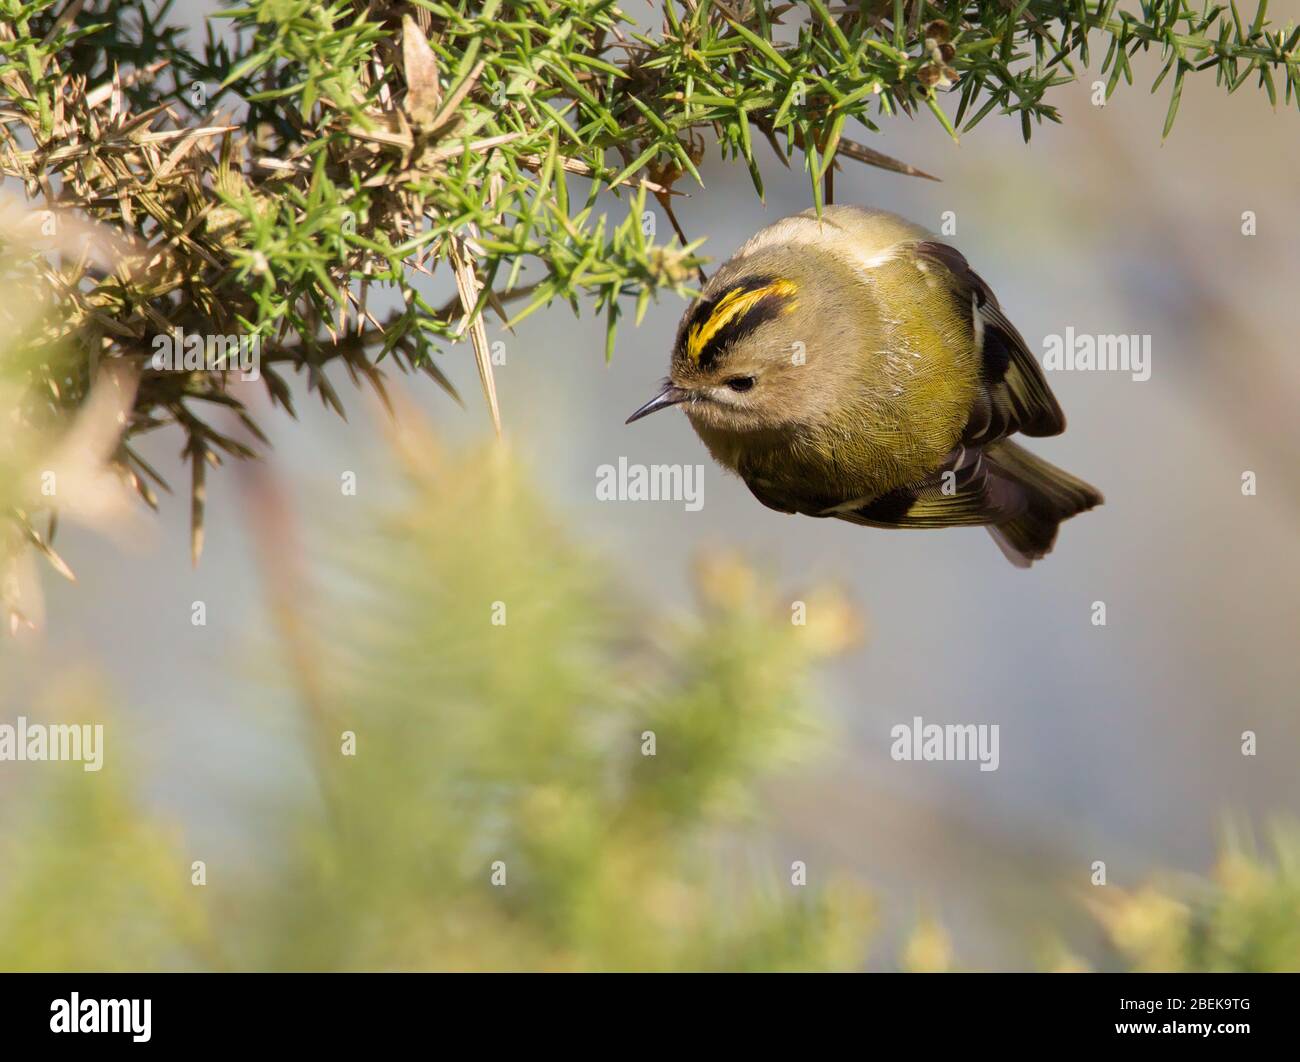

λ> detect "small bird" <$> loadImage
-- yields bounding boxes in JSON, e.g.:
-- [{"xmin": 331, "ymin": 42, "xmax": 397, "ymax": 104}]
[{"xmin": 627, "ymin": 205, "xmax": 1101, "ymax": 566}]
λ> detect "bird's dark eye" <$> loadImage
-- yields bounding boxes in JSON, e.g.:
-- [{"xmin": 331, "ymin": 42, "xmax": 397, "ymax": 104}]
[{"xmin": 725, "ymin": 376, "xmax": 755, "ymax": 393}]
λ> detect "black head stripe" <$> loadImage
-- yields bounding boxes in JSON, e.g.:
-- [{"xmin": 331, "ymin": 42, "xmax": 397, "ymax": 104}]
[
  {"xmin": 679, "ymin": 275, "xmax": 775, "ymax": 342},
  {"xmin": 696, "ymin": 294, "xmax": 790, "ymax": 370},
  {"xmin": 678, "ymin": 274, "xmax": 796, "ymax": 370}
]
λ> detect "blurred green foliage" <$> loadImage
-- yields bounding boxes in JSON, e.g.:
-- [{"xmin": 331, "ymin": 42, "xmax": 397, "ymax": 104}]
[
  {"xmin": 0, "ymin": 690, "xmax": 217, "ymax": 972},
  {"xmin": 1, "ymin": 413, "xmax": 1298, "ymax": 970},
  {"xmin": 0, "ymin": 420, "xmax": 875, "ymax": 970},
  {"xmin": 251, "ymin": 429, "xmax": 874, "ymax": 970},
  {"xmin": 1086, "ymin": 826, "xmax": 1300, "ymax": 973}
]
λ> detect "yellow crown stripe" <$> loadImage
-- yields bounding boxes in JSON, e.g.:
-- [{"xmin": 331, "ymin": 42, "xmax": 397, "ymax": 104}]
[{"xmin": 687, "ymin": 279, "xmax": 797, "ymax": 362}]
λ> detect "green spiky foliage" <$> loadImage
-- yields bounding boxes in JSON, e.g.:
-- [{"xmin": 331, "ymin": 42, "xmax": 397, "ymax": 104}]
[
  {"xmin": 2, "ymin": 1, "xmax": 1297, "ymax": 567},
  {"xmin": 0, "ymin": 430, "xmax": 873, "ymax": 971}
]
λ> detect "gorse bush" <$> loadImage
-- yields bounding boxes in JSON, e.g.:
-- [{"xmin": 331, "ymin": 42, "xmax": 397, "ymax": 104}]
[
  {"xmin": 0, "ymin": 421, "xmax": 876, "ymax": 971},
  {"xmin": 1088, "ymin": 827, "xmax": 1300, "ymax": 973},
  {"xmin": 250, "ymin": 429, "xmax": 874, "ymax": 970},
  {"xmin": 2, "ymin": 1, "xmax": 1297, "ymax": 569}
]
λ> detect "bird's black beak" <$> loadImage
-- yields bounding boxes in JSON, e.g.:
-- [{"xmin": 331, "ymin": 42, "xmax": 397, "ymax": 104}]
[{"xmin": 625, "ymin": 382, "xmax": 688, "ymax": 424}]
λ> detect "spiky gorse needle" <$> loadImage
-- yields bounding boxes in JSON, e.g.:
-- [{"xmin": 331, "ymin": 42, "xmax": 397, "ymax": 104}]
[{"xmin": 1, "ymin": 1, "xmax": 1296, "ymax": 571}]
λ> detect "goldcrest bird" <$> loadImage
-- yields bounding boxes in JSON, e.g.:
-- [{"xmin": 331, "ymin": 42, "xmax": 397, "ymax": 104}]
[{"xmin": 626, "ymin": 205, "xmax": 1101, "ymax": 566}]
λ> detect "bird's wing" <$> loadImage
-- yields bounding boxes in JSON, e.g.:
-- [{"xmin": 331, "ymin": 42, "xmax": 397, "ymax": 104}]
[
  {"xmin": 819, "ymin": 445, "xmax": 1027, "ymax": 529},
  {"xmin": 908, "ymin": 240, "xmax": 1066, "ymax": 443},
  {"xmin": 739, "ymin": 472, "xmax": 802, "ymax": 515}
]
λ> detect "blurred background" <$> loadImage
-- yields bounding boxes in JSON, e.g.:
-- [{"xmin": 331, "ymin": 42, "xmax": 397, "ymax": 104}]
[{"xmin": 1, "ymin": 4, "xmax": 1298, "ymax": 970}]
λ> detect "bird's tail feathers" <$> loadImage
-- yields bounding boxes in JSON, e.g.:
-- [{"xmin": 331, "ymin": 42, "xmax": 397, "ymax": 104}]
[{"xmin": 984, "ymin": 440, "xmax": 1102, "ymax": 567}]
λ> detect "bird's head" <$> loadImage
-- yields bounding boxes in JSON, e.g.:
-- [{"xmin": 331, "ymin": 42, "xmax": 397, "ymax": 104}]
[{"xmin": 627, "ymin": 251, "xmax": 836, "ymax": 434}]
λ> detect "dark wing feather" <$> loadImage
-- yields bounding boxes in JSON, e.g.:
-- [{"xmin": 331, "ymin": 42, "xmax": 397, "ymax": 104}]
[
  {"xmin": 822, "ymin": 445, "xmax": 1027, "ymax": 530},
  {"xmin": 742, "ymin": 475, "xmax": 799, "ymax": 514},
  {"xmin": 912, "ymin": 240, "xmax": 1066, "ymax": 442}
]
